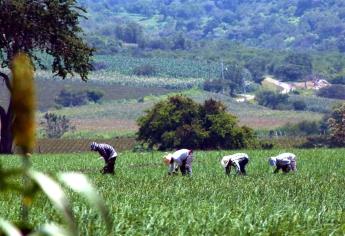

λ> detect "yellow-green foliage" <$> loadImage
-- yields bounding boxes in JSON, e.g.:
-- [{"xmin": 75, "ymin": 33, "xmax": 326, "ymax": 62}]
[{"xmin": 11, "ymin": 53, "xmax": 36, "ymax": 154}]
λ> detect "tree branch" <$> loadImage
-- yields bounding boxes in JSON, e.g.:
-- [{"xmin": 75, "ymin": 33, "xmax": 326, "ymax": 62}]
[{"xmin": 0, "ymin": 71, "xmax": 11, "ymax": 92}]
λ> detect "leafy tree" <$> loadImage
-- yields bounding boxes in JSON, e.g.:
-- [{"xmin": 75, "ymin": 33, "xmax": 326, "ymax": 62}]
[
  {"xmin": 137, "ymin": 95, "xmax": 255, "ymax": 150},
  {"xmin": 0, "ymin": 0, "xmax": 93, "ymax": 153},
  {"xmin": 256, "ymin": 90, "xmax": 289, "ymax": 109},
  {"xmin": 274, "ymin": 53, "xmax": 313, "ymax": 81},
  {"xmin": 41, "ymin": 113, "xmax": 75, "ymax": 138},
  {"xmin": 328, "ymin": 103, "xmax": 345, "ymax": 147},
  {"xmin": 115, "ymin": 21, "xmax": 144, "ymax": 44},
  {"xmin": 245, "ymin": 57, "xmax": 269, "ymax": 83},
  {"xmin": 223, "ymin": 62, "xmax": 245, "ymax": 96}
]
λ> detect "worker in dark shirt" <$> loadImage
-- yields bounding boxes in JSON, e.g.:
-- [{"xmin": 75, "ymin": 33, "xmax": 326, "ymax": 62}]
[{"xmin": 90, "ymin": 142, "xmax": 118, "ymax": 174}]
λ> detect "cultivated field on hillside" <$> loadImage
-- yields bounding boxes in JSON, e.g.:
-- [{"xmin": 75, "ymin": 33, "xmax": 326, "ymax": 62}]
[
  {"xmin": 0, "ymin": 74, "xmax": 173, "ymax": 111},
  {"xmin": 1, "ymin": 149, "xmax": 345, "ymax": 235},
  {"xmin": 50, "ymin": 91, "xmax": 324, "ymax": 138}
]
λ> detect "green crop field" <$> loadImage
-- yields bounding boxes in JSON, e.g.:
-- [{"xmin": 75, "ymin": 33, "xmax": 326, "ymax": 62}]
[{"xmin": 1, "ymin": 149, "xmax": 345, "ymax": 235}]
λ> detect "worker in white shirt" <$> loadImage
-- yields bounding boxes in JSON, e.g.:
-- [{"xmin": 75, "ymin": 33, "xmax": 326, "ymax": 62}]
[
  {"xmin": 220, "ymin": 153, "xmax": 249, "ymax": 175},
  {"xmin": 268, "ymin": 153, "xmax": 297, "ymax": 173},
  {"xmin": 163, "ymin": 149, "xmax": 193, "ymax": 176}
]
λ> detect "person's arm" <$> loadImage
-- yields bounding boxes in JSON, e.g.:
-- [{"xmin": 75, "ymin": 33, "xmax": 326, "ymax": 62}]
[
  {"xmin": 234, "ymin": 161, "xmax": 241, "ymax": 174},
  {"xmin": 168, "ymin": 160, "xmax": 176, "ymax": 175},
  {"xmin": 273, "ymin": 167, "xmax": 279, "ymax": 173},
  {"xmin": 225, "ymin": 165, "xmax": 231, "ymax": 175}
]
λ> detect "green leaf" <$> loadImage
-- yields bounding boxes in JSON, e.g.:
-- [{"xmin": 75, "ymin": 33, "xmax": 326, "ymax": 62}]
[
  {"xmin": 0, "ymin": 218, "xmax": 22, "ymax": 236},
  {"xmin": 29, "ymin": 223, "xmax": 71, "ymax": 236},
  {"xmin": 58, "ymin": 172, "xmax": 113, "ymax": 233},
  {"xmin": 28, "ymin": 170, "xmax": 78, "ymax": 235}
]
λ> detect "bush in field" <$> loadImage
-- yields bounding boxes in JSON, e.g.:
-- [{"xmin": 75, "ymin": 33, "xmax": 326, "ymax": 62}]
[
  {"xmin": 317, "ymin": 85, "xmax": 345, "ymax": 99},
  {"xmin": 137, "ymin": 95, "xmax": 255, "ymax": 150},
  {"xmin": 203, "ymin": 79, "xmax": 225, "ymax": 93},
  {"xmin": 292, "ymin": 100, "xmax": 307, "ymax": 111},
  {"xmin": 133, "ymin": 64, "xmax": 157, "ymax": 76},
  {"xmin": 255, "ymin": 90, "xmax": 289, "ymax": 109},
  {"xmin": 55, "ymin": 88, "xmax": 104, "ymax": 107},
  {"xmin": 55, "ymin": 88, "xmax": 88, "ymax": 107},
  {"xmin": 280, "ymin": 120, "xmax": 321, "ymax": 136},
  {"xmin": 328, "ymin": 103, "xmax": 345, "ymax": 147},
  {"xmin": 41, "ymin": 113, "xmax": 75, "ymax": 138},
  {"xmin": 86, "ymin": 89, "xmax": 104, "ymax": 103}
]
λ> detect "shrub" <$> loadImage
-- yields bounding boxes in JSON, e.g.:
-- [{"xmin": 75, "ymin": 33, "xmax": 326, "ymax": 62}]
[
  {"xmin": 255, "ymin": 90, "xmax": 289, "ymax": 109},
  {"xmin": 292, "ymin": 100, "xmax": 307, "ymax": 111},
  {"xmin": 137, "ymin": 95, "xmax": 256, "ymax": 150},
  {"xmin": 328, "ymin": 103, "xmax": 345, "ymax": 147},
  {"xmin": 203, "ymin": 79, "xmax": 224, "ymax": 93},
  {"xmin": 41, "ymin": 113, "xmax": 75, "ymax": 138},
  {"xmin": 55, "ymin": 88, "xmax": 88, "ymax": 107},
  {"xmin": 55, "ymin": 88, "xmax": 104, "ymax": 107},
  {"xmin": 317, "ymin": 85, "xmax": 345, "ymax": 99},
  {"xmin": 133, "ymin": 64, "xmax": 157, "ymax": 76},
  {"xmin": 86, "ymin": 89, "xmax": 104, "ymax": 103}
]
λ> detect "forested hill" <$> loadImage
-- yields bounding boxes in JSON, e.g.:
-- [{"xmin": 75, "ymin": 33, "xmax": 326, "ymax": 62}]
[{"xmin": 79, "ymin": 0, "xmax": 345, "ymax": 52}]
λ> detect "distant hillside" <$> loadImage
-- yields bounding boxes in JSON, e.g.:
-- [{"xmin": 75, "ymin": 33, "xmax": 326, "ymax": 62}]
[{"xmin": 79, "ymin": 0, "xmax": 345, "ymax": 52}]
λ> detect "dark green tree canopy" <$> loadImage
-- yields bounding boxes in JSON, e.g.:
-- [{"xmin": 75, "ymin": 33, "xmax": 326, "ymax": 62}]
[
  {"xmin": 137, "ymin": 95, "xmax": 255, "ymax": 150},
  {"xmin": 328, "ymin": 103, "xmax": 345, "ymax": 147},
  {"xmin": 0, "ymin": 0, "xmax": 93, "ymax": 154},
  {"xmin": 0, "ymin": 0, "xmax": 94, "ymax": 80}
]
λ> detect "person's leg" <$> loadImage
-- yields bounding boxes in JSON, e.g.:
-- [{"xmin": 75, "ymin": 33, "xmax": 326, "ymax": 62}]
[
  {"xmin": 180, "ymin": 164, "xmax": 186, "ymax": 176},
  {"xmin": 239, "ymin": 159, "xmax": 248, "ymax": 175},
  {"xmin": 103, "ymin": 158, "xmax": 115, "ymax": 175},
  {"xmin": 185, "ymin": 155, "xmax": 193, "ymax": 176},
  {"xmin": 282, "ymin": 165, "xmax": 291, "ymax": 173},
  {"xmin": 274, "ymin": 165, "xmax": 282, "ymax": 173}
]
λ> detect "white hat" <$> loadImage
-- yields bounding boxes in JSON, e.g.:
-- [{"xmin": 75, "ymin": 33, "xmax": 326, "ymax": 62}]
[
  {"xmin": 268, "ymin": 157, "xmax": 276, "ymax": 167},
  {"xmin": 163, "ymin": 153, "xmax": 173, "ymax": 165},
  {"xmin": 220, "ymin": 157, "xmax": 229, "ymax": 168}
]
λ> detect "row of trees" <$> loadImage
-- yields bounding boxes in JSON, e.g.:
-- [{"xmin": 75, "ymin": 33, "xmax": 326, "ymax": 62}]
[{"xmin": 81, "ymin": 0, "xmax": 345, "ymax": 52}]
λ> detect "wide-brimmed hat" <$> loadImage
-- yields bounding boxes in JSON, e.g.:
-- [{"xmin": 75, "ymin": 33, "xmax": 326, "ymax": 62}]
[{"xmin": 163, "ymin": 153, "xmax": 173, "ymax": 165}]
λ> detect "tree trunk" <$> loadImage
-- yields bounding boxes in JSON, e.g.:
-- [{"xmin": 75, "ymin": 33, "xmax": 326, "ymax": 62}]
[
  {"xmin": 0, "ymin": 105, "xmax": 13, "ymax": 154},
  {"xmin": 0, "ymin": 72, "xmax": 13, "ymax": 154}
]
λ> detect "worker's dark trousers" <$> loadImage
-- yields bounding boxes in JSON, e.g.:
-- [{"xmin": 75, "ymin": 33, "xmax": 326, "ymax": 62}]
[
  {"xmin": 179, "ymin": 155, "xmax": 193, "ymax": 176},
  {"xmin": 239, "ymin": 158, "xmax": 248, "ymax": 175},
  {"xmin": 102, "ymin": 157, "xmax": 116, "ymax": 175}
]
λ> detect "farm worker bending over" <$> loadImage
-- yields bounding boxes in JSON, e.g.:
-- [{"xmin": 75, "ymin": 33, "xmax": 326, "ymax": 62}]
[
  {"xmin": 90, "ymin": 142, "xmax": 118, "ymax": 175},
  {"xmin": 220, "ymin": 153, "xmax": 249, "ymax": 175},
  {"xmin": 163, "ymin": 149, "xmax": 194, "ymax": 176},
  {"xmin": 269, "ymin": 153, "xmax": 297, "ymax": 173}
]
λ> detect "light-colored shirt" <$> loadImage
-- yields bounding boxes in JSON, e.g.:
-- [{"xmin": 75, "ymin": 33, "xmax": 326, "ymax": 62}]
[
  {"xmin": 94, "ymin": 143, "xmax": 117, "ymax": 162},
  {"xmin": 269, "ymin": 153, "xmax": 296, "ymax": 167},
  {"xmin": 168, "ymin": 149, "xmax": 192, "ymax": 173},
  {"xmin": 221, "ymin": 153, "xmax": 249, "ymax": 173}
]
